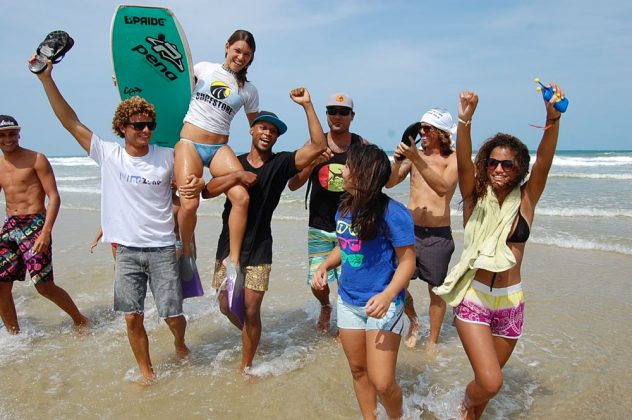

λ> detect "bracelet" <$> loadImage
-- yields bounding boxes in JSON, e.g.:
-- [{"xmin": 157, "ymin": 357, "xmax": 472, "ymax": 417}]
[
  {"xmin": 546, "ymin": 116, "xmax": 561, "ymax": 123},
  {"xmin": 458, "ymin": 118, "xmax": 471, "ymax": 126}
]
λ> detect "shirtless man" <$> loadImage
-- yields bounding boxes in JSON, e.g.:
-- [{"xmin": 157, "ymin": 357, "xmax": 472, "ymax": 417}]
[
  {"xmin": 386, "ymin": 108, "xmax": 458, "ymax": 350},
  {"xmin": 0, "ymin": 115, "xmax": 89, "ymax": 334}
]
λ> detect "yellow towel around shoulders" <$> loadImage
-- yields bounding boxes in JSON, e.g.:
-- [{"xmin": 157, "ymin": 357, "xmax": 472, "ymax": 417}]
[{"xmin": 433, "ymin": 185, "xmax": 521, "ymax": 307}]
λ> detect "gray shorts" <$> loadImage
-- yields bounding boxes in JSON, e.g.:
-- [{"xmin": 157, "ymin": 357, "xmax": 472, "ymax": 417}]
[
  {"xmin": 413, "ymin": 226, "xmax": 455, "ymax": 287},
  {"xmin": 114, "ymin": 245, "xmax": 183, "ymax": 318}
]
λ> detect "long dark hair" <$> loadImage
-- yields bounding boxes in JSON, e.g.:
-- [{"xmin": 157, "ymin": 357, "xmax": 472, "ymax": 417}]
[
  {"xmin": 472, "ymin": 133, "xmax": 530, "ymax": 203},
  {"xmin": 226, "ymin": 29, "xmax": 256, "ymax": 88},
  {"xmin": 339, "ymin": 143, "xmax": 392, "ymax": 241}
]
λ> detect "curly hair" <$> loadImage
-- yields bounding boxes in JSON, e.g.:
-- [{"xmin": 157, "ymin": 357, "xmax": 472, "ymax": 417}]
[
  {"xmin": 111, "ymin": 96, "xmax": 156, "ymax": 138},
  {"xmin": 226, "ymin": 29, "xmax": 256, "ymax": 89},
  {"xmin": 339, "ymin": 143, "xmax": 392, "ymax": 241},
  {"xmin": 435, "ymin": 128, "xmax": 454, "ymax": 156},
  {"xmin": 472, "ymin": 133, "xmax": 530, "ymax": 203}
]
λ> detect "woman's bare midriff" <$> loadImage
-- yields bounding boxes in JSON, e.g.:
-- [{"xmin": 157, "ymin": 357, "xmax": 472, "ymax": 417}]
[
  {"xmin": 179, "ymin": 122, "xmax": 229, "ymax": 145},
  {"xmin": 474, "ymin": 242, "xmax": 526, "ymax": 288}
]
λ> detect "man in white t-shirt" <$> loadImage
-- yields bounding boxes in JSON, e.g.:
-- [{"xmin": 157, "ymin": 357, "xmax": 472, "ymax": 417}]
[{"xmin": 33, "ymin": 59, "xmax": 203, "ymax": 384}]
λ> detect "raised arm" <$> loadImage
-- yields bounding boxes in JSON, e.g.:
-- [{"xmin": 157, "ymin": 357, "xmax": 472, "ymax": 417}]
[
  {"xmin": 524, "ymin": 83, "xmax": 564, "ymax": 206},
  {"xmin": 385, "ymin": 157, "xmax": 411, "ymax": 188},
  {"xmin": 393, "ymin": 141, "xmax": 456, "ymax": 196},
  {"xmin": 290, "ymin": 88, "xmax": 328, "ymax": 170},
  {"xmin": 287, "ymin": 148, "xmax": 333, "ymax": 191},
  {"xmin": 32, "ymin": 59, "xmax": 93, "ymax": 153},
  {"xmin": 455, "ymin": 91, "xmax": 479, "ymax": 202},
  {"xmin": 32, "ymin": 153, "xmax": 60, "ymax": 253}
]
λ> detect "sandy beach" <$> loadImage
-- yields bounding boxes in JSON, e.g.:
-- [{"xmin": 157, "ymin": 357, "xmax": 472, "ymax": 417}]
[{"xmin": 1, "ymin": 206, "xmax": 631, "ymax": 419}]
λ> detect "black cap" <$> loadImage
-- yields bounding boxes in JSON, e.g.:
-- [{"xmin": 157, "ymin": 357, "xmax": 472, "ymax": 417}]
[{"xmin": 0, "ymin": 115, "xmax": 20, "ymax": 130}]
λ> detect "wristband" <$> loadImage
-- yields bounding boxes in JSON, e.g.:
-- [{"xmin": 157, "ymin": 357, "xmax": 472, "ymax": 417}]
[{"xmin": 458, "ymin": 118, "xmax": 471, "ymax": 126}]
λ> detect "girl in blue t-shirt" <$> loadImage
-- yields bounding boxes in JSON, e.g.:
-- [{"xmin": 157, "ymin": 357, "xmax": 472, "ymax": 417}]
[{"xmin": 312, "ymin": 143, "xmax": 415, "ymax": 419}]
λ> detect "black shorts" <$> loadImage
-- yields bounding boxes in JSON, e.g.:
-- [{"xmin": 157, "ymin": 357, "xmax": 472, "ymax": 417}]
[{"xmin": 412, "ymin": 226, "xmax": 454, "ymax": 287}]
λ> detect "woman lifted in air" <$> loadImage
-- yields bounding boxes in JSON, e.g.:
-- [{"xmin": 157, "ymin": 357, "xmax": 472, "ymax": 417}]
[{"xmin": 175, "ymin": 29, "xmax": 258, "ymax": 280}]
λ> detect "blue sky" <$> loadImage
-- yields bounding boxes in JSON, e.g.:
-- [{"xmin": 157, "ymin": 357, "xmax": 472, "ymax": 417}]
[{"xmin": 2, "ymin": 0, "xmax": 631, "ymax": 156}]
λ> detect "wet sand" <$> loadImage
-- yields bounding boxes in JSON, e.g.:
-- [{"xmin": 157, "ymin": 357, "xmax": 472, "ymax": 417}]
[{"xmin": 1, "ymin": 209, "xmax": 631, "ymax": 419}]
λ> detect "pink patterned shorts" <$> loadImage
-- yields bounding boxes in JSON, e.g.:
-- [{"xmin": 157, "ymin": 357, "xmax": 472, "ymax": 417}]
[
  {"xmin": 0, "ymin": 214, "xmax": 53, "ymax": 284},
  {"xmin": 454, "ymin": 280, "xmax": 524, "ymax": 339}
]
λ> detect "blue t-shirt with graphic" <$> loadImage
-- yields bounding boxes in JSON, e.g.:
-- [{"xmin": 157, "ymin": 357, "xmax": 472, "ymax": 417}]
[{"xmin": 336, "ymin": 198, "xmax": 414, "ymax": 306}]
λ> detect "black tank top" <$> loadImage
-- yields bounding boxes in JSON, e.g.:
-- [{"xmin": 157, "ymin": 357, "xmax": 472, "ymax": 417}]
[{"xmin": 307, "ymin": 133, "xmax": 362, "ymax": 231}]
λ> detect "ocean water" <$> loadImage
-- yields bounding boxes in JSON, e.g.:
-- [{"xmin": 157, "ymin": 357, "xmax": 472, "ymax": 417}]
[
  {"xmin": 48, "ymin": 150, "xmax": 632, "ymax": 256},
  {"xmin": 1, "ymin": 150, "xmax": 631, "ymax": 419}
]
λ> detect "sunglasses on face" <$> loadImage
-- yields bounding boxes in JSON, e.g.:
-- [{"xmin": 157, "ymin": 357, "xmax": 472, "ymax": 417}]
[
  {"xmin": 326, "ymin": 108, "xmax": 352, "ymax": 116},
  {"xmin": 127, "ymin": 121, "xmax": 157, "ymax": 131},
  {"xmin": 420, "ymin": 125, "xmax": 435, "ymax": 132},
  {"xmin": 486, "ymin": 158, "xmax": 515, "ymax": 171}
]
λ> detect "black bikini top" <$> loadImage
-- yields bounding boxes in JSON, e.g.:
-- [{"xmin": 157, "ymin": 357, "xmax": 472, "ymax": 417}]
[
  {"xmin": 491, "ymin": 210, "xmax": 531, "ymax": 291},
  {"xmin": 507, "ymin": 211, "xmax": 531, "ymax": 243}
]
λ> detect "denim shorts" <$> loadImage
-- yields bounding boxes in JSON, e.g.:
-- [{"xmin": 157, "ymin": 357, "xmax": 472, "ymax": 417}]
[
  {"xmin": 114, "ymin": 245, "xmax": 183, "ymax": 318},
  {"xmin": 336, "ymin": 296, "xmax": 405, "ymax": 335}
]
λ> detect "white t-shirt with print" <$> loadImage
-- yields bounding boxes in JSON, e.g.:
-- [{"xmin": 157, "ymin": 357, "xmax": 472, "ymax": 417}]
[
  {"xmin": 183, "ymin": 61, "xmax": 258, "ymax": 135},
  {"xmin": 89, "ymin": 134, "xmax": 175, "ymax": 247}
]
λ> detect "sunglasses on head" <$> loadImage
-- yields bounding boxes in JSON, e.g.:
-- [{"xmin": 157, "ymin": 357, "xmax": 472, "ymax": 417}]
[
  {"xmin": 326, "ymin": 107, "xmax": 352, "ymax": 116},
  {"xmin": 127, "ymin": 121, "xmax": 157, "ymax": 131},
  {"xmin": 486, "ymin": 158, "xmax": 515, "ymax": 171}
]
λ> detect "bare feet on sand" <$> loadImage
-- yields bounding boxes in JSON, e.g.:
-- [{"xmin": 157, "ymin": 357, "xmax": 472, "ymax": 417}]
[
  {"xmin": 404, "ymin": 317, "xmax": 420, "ymax": 348},
  {"xmin": 316, "ymin": 304, "xmax": 332, "ymax": 333},
  {"xmin": 175, "ymin": 342, "xmax": 191, "ymax": 359},
  {"xmin": 137, "ymin": 374, "xmax": 157, "ymax": 387},
  {"xmin": 73, "ymin": 315, "xmax": 91, "ymax": 335}
]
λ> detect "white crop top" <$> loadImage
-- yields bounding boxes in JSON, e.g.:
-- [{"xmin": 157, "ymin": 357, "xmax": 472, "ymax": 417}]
[{"xmin": 183, "ymin": 62, "xmax": 259, "ymax": 136}]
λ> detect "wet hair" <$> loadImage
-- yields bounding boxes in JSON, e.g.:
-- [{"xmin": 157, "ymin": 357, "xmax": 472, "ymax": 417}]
[
  {"xmin": 472, "ymin": 132, "xmax": 530, "ymax": 203},
  {"xmin": 111, "ymin": 96, "xmax": 156, "ymax": 138},
  {"xmin": 339, "ymin": 143, "xmax": 392, "ymax": 241},
  {"xmin": 226, "ymin": 29, "xmax": 256, "ymax": 89},
  {"xmin": 435, "ymin": 128, "xmax": 454, "ymax": 156}
]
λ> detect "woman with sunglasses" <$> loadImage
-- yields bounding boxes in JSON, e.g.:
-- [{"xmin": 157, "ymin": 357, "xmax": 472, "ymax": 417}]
[
  {"xmin": 175, "ymin": 29, "xmax": 259, "ymax": 280},
  {"xmin": 436, "ymin": 84, "xmax": 565, "ymax": 419},
  {"xmin": 312, "ymin": 143, "xmax": 415, "ymax": 419}
]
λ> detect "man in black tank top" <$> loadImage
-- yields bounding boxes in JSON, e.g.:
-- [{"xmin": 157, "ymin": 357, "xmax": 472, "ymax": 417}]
[{"xmin": 288, "ymin": 93, "xmax": 367, "ymax": 334}]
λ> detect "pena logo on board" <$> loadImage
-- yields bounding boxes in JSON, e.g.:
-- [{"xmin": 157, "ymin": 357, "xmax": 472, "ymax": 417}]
[
  {"xmin": 130, "ymin": 33, "xmax": 184, "ymax": 81},
  {"xmin": 146, "ymin": 34, "xmax": 184, "ymax": 72}
]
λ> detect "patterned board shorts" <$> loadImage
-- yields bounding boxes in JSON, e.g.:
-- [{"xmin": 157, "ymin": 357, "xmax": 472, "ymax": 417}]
[
  {"xmin": 0, "ymin": 214, "xmax": 53, "ymax": 284},
  {"xmin": 306, "ymin": 227, "xmax": 340, "ymax": 285},
  {"xmin": 454, "ymin": 280, "xmax": 525, "ymax": 339},
  {"xmin": 212, "ymin": 260, "xmax": 271, "ymax": 292}
]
